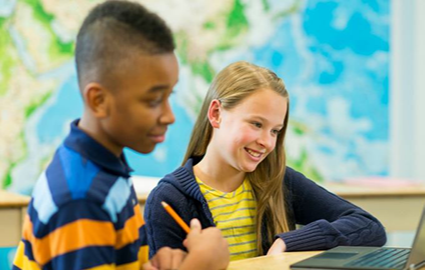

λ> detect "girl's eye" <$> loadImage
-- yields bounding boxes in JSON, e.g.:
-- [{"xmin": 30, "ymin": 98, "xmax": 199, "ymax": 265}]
[
  {"xmin": 272, "ymin": 129, "xmax": 281, "ymax": 135},
  {"xmin": 252, "ymin": 122, "xmax": 262, "ymax": 128}
]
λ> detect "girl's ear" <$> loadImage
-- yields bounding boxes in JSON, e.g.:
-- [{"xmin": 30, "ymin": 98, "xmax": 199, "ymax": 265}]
[
  {"xmin": 208, "ymin": 99, "xmax": 222, "ymax": 128},
  {"xmin": 83, "ymin": 82, "xmax": 110, "ymax": 118}
]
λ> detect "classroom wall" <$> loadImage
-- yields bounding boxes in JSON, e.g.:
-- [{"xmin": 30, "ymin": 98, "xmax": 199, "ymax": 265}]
[
  {"xmin": 0, "ymin": 0, "xmax": 423, "ymax": 196},
  {"xmin": 390, "ymin": 0, "xmax": 425, "ymax": 181}
]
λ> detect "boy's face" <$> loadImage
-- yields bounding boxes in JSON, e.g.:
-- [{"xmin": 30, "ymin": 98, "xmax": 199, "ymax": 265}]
[{"xmin": 101, "ymin": 52, "xmax": 178, "ymax": 155}]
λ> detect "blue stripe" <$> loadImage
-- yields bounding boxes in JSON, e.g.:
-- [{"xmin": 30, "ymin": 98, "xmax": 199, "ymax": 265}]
[
  {"xmin": 102, "ymin": 177, "xmax": 131, "ymax": 223},
  {"xmin": 22, "ymin": 239, "xmax": 35, "ymax": 261},
  {"xmin": 86, "ymin": 170, "xmax": 120, "ymax": 205},
  {"xmin": 28, "ymin": 200, "xmax": 110, "ymax": 238},
  {"xmin": 116, "ymin": 240, "xmax": 143, "ymax": 266},
  {"xmin": 59, "ymin": 146, "xmax": 100, "ymax": 200},
  {"xmin": 42, "ymin": 246, "xmax": 115, "ymax": 270},
  {"xmin": 139, "ymin": 225, "xmax": 148, "ymax": 246},
  {"xmin": 12, "ymin": 266, "xmax": 22, "ymax": 270},
  {"xmin": 114, "ymin": 195, "xmax": 136, "ymax": 230},
  {"xmin": 229, "ymin": 239, "xmax": 257, "ymax": 247},
  {"xmin": 32, "ymin": 172, "xmax": 58, "ymax": 224},
  {"xmin": 213, "ymin": 207, "xmax": 256, "ymax": 219},
  {"xmin": 209, "ymin": 199, "xmax": 256, "ymax": 211},
  {"xmin": 113, "ymin": 186, "xmax": 141, "ymax": 231},
  {"xmin": 45, "ymin": 148, "xmax": 72, "ymax": 207}
]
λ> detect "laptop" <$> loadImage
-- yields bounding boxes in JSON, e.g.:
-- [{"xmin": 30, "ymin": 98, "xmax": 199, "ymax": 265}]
[{"xmin": 291, "ymin": 206, "xmax": 425, "ymax": 270}]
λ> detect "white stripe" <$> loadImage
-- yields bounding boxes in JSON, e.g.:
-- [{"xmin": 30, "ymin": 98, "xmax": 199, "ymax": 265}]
[
  {"xmin": 32, "ymin": 172, "xmax": 58, "ymax": 224},
  {"xmin": 102, "ymin": 177, "xmax": 131, "ymax": 222}
]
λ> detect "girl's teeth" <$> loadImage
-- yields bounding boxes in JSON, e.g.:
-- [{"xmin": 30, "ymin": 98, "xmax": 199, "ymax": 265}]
[{"xmin": 247, "ymin": 149, "xmax": 260, "ymax": 157}]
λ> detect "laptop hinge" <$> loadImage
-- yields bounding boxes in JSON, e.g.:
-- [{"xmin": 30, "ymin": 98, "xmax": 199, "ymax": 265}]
[{"xmin": 409, "ymin": 260, "xmax": 425, "ymax": 270}]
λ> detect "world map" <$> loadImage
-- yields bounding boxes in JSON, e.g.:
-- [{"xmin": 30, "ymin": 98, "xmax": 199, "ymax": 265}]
[{"xmin": 0, "ymin": 0, "xmax": 390, "ymax": 195}]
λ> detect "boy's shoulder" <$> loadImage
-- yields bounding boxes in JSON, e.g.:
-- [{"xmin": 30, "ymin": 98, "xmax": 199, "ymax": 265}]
[{"xmin": 34, "ymin": 143, "xmax": 128, "ymax": 211}]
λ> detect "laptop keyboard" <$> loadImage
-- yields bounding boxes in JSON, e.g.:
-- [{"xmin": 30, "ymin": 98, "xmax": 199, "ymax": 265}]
[{"xmin": 344, "ymin": 248, "xmax": 410, "ymax": 269}]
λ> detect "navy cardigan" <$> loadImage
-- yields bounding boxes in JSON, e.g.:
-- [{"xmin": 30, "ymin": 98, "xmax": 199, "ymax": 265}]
[{"xmin": 144, "ymin": 157, "xmax": 386, "ymax": 257}]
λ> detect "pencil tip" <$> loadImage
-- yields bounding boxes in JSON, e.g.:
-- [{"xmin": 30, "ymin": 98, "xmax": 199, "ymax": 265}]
[{"xmin": 161, "ymin": 201, "xmax": 168, "ymax": 207}]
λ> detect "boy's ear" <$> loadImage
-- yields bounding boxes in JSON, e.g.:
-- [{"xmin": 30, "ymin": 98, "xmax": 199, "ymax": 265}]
[
  {"xmin": 208, "ymin": 99, "xmax": 222, "ymax": 128},
  {"xmin": 83, "ymin": 83, "xmax": 110, "ymax": 118}
]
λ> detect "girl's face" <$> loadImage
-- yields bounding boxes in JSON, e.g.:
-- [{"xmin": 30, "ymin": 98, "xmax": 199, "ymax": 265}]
[{"xmin": 212, "ymin": 88, "xmax": 288, "ymax": 173}]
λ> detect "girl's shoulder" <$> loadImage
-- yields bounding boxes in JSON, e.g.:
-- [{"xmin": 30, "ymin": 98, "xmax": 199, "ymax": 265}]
[
  {"xmin": 284, "ymin": 166, "xmax": 310, "ymax": 187},
  {"xmin": 284, "ymin": 167, "xmax": 325, "ymax": 195},
  {"xmin": 147, "ymin": 163, "xmax": 201, "ymax": 205},
  {"xmin": 146, "ymin": 170, "xmax": 187, "ymax": 204}
]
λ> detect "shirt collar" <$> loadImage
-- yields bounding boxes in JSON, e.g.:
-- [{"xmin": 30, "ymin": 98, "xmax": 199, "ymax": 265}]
[{"xmin": 64, "ymin": 119, "xmax": 133, "ymax": 178}]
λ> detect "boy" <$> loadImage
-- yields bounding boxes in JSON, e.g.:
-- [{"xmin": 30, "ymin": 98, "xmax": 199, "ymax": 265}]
[{"xmin": 12, "ymin": 1, "xmax": 229, "ymax": 269}]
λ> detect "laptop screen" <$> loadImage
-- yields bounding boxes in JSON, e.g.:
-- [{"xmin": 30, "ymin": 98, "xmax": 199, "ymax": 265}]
[{"xmin": 406, "ymin": 207, "xmax": 425, "ymax": 269}]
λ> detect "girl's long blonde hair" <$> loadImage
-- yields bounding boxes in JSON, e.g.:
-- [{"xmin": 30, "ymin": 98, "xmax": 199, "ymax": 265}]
[{"xmin": 183, "ymin": 61, "xmax": 290, "ymax": 254}]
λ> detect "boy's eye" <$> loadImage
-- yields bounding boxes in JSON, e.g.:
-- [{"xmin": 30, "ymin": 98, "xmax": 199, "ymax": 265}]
[{"xmin": 147, "ymin": 97, "xmax": 163, "ymax": 107}]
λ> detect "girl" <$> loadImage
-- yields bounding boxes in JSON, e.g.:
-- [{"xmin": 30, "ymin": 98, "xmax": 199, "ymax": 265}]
[{"xmin": 145, "ymin": 61, "xmax": 386, "ymax": 260}]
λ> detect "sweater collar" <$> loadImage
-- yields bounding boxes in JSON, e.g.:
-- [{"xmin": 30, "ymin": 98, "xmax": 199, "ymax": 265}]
[
  {"xmin": 64, "ymin": 119, "xmax": 133, "ymax": 178},
  {"xmin": 167, "ymin": 156, "xmax": 205, "ymax": 201}
]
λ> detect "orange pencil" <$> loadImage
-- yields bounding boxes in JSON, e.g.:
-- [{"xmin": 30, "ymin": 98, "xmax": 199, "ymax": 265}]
[{"xmin": 161, "ymin": 201, "xmax": 191, "ymax": 234}]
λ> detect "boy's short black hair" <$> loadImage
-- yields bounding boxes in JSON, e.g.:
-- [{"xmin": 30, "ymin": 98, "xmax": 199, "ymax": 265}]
[{"xmin": 75, "ymin": 0, "xmax": 175, "ymax": 89}]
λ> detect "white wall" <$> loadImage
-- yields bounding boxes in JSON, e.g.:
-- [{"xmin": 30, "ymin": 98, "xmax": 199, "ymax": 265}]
[{"xmin": 390, "ymin": 0, "xmax": 425, "ymax": 180}]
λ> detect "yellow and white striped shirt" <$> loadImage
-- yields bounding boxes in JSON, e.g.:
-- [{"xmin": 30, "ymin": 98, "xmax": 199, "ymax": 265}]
[{"xmin": 196, "ymin": 177, "xmax": 258, "ymax": 261}]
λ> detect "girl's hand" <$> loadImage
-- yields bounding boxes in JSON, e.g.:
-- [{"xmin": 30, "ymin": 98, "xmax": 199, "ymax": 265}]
[{"xmin": 267, "ymin": 238, "xmax": 287, "ymax": 255}]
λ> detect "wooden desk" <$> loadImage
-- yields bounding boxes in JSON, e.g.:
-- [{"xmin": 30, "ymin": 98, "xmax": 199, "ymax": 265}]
[
  {"xmin": 227, "ymin": 251, "xmax": 425, "ymax": 270},
  {"xmin": 0, "ymin": 190, "xmax": 30, "ymax": 247},
  {"xmin": 227, "ymin": 251, "xmax": 321, "ymax": 270}
]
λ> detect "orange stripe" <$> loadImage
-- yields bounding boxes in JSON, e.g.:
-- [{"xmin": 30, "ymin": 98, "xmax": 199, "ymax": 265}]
[
  {"xmin": 115, "ymin": 205, "xmax": 144, "ymax": 249},
  {"xmin": 23, "ymin": 215, "xmax": 116, "ymax": 265}
]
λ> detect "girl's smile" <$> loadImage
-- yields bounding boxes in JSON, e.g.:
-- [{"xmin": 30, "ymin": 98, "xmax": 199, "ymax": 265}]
[{"xmin": 245, "ymin": 147, "xmax": 265, "ymax": 160}]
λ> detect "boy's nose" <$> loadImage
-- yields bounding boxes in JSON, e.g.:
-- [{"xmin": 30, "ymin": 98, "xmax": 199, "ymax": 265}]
[{"xmin": 160, "ymin": 101, "xmax": 175, "ymax": 125}]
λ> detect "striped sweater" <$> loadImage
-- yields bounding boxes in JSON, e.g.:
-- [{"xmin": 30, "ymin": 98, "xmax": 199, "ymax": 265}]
[{"xmin": 13, "ymin": 120, "xmax": 148, "ymax": 270}]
